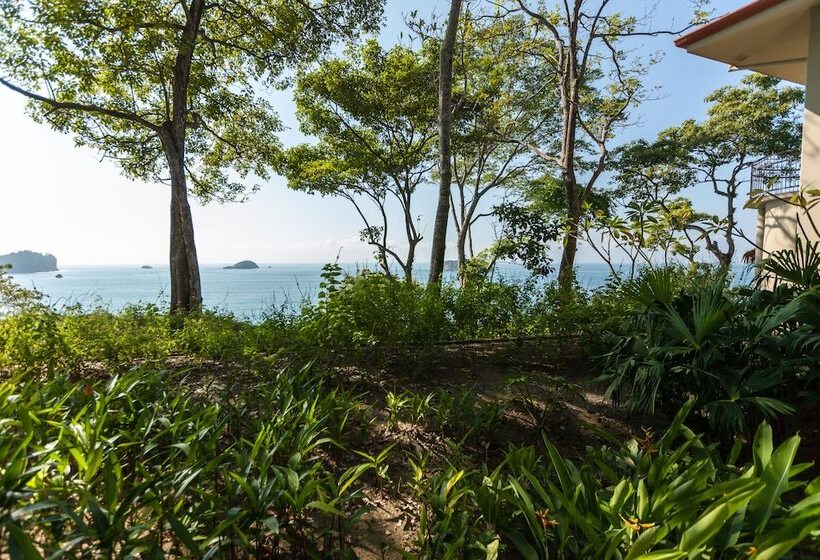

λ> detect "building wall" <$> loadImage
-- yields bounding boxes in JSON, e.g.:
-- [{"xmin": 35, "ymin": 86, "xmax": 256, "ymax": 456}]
[
  {"xmin": 760, "ymin": 196, "xmax": 820, "ymax": 256},
  {"xmin": 801, "ymin": 6, "xmax": 820, "ymax": 192},
  {"xmin": 759, "ymin": 4, "xmax": 820, "ymax": 257}
]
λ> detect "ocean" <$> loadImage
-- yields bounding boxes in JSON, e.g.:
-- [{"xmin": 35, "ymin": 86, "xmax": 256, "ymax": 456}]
[{"xmin": 7, "ymin": 262, "xmax": 755, "ymax": 319}]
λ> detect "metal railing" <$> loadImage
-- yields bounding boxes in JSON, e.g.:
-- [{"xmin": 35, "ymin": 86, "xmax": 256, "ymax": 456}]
[{"xmin": 750, "ymin": 154, "xmax": 801, "ymax": 196}]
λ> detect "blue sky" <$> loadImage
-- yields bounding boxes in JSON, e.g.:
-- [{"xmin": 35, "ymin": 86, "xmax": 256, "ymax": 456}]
[{"xmin": 0, "ymin": 0, "xmax": 770, "ymax": 266}]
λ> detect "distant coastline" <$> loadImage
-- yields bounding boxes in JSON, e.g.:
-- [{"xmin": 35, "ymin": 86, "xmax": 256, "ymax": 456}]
[{"xmin": 0, "ymin": 250, "xmax": 58, "ymax": 274}]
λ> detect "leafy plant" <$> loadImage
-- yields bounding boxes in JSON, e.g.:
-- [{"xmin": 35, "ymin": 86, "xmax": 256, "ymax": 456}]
[
  {"xmin": 385, "ymin": 391, "xmax": 412, "ymax": 429},
  {"xmin": 597, "ymin": 268, "xmax": 819, "ymax": 436},
  {"xmin": 0, "ymin": 365, "xmax": 377, "ymax": 559},
  {"xmin": 759, "ymin": 238, "xmax": 820, "ymax": 290},
  {"xmin": 411, "ymin": 400, "xmax": 820, "ymax": 559}
]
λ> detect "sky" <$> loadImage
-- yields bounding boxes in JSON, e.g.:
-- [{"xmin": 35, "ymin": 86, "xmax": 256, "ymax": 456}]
[{"xmin": 0, "ymin": 0, "xmax": 778, "ymax": 266}]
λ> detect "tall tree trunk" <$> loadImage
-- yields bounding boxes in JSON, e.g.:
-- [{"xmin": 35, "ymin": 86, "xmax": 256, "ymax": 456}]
[
  {"xmin": 724, "ymin": 185, "xmax": 737, "ymax": 265},
  {"xmin": 557, "ymin": 11, "xmax": 581, "ymax": 295},
  {"xmin": 163, "ymin": 137, "xmax": 203, "ymax": 312},
  {"xmin": 558, "ymin": 170, "xmax": 581, "ymax": 291},
  {"xmin": 405, "ymin": 240, "xmax": 417, "ymax": 283},
  {"xmin": 428, "ymin": 0, "xmax": 462, "ymax": 285},
  {"xmin": 166, "ymin": 0, "xmax": 205, "ymax": 313}
]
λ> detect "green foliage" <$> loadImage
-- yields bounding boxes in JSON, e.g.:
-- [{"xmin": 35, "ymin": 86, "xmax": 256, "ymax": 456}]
[
  {"xmin": 493, "ymin": 201, "xmax": 561, "ymax": 277},
  {"xmin": 597, "ymin": 269, "xmax": 820, "ymax": 436},
  {"xmin": 0, "ymin": 300, "xmax": 303, "ymax": 374},
  {"xmin": 409, "ymin": 467, "xmax": 500, "ymax": 559},
  {"xmin": 0, "ymin": 272, "xmax": 68, "ymax": 373},
  {"xmin": 279, "ymin": 40, "xmax": 437, "ymax": 278},
  {"xmin": 0, "ymin": 0, "xmax": 384, "ymax": 201},
  {"xmin": 410, "ymin": 401, "xmax": 819, "ymax": 559},
  {"xmin": 613, "ymin": 75, "xmax": 804, "ymax": 266},
  {"xmin": 443, "ymin": 278, "xmax": 544, "ymax": 339},
  {"xmin": 383, "ymin": 386, "xmax": 501, "ymax": 446},
  {"xmin": 175, "ymin": 309, "xmax": 295, "ymax": 364},
  {"xmin": 760, "ymin": 239, "xmax": 820, "ymax": 290},
  {"xmin": 297, "ymin": 268, "xmax": 593, "ymax": 350},
  {"xmin": 0, "ymin": 266, "xmax": 45, "ymax": 314},
  {"xmin": 432, "ymin": 387, "xmax": 501, "ymax": 444},
  {"xmin": 59, "ymin": 305, "xmax": 174, "ymax": 368},
  {"xmin": 0, "ymin": 279, "xmax": 816, "ymax": 558},
  {"xmin": 1, "ymin": 267, "xmax": 592, "ymax": 373},
  {"xmin": 0, "ymin": 365, "xmax": 382, "ymax": 558},
  {"xmin": 535, "ymin": 280, "xmax": 621, "ymax": 343},
  {"xmin": 0, "ymin": 265, "xmax": 647, "ymax": 375},
  {"xmin": 300, "ymin": 267, "xmax": 450, "ymax": 350}
]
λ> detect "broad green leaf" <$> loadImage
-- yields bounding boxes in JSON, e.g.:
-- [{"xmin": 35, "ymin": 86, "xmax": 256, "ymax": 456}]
[
  {"xmin": 625, "ymin": 525, "xmax": 670, "ymax": 560},
  {"xmin": 748, "ymin": 434, "xmax": 800, "ymax": 534},
  {"xmin": 8, "ymin": 523, "xmax": 42, "ymax": 560}
]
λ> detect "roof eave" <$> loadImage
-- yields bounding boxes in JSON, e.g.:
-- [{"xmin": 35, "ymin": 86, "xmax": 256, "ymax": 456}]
[{"xmin": 675, "ymin": 0, "xmax": 789, "ymax": 49}]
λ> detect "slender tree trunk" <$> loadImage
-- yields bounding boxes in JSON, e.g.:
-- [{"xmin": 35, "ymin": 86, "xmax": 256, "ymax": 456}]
[
  {"xmin": 724, "ymin": 185, "xmax": 737, "ymax": 265},
  {"xmin": 557, "ymin": 11, "xmax": 581, "ymax": 295},
  {"xmin": 166, "ymin": 0, "xmax": 205, "ymax": 313},
  {"xmin": 163, "ymin": 136, "xmax": 203, "ymax": 312},
  {"xmin": 558, "ymin": 171, "xmax": 581, "ymax": 290},
  {"xmin": 557, "ymin": 100, "xmax": 581, "ymax": 292},
  {"xmin": 456, "ymin": 226, "xmax": 468, "ymax": 284},
  {"xmin": 428, "ymin": 0, "xmax": 462, "ymax": 285},
  {"xmin": 405, "ymin": 241, "xmax": 417, "ymax": 283}
]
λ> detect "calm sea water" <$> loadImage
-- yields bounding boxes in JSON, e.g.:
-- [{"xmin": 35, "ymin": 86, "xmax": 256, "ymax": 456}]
[{"xmin": 8, "ymin": 262, "xmax": 754, "ymax": 319}]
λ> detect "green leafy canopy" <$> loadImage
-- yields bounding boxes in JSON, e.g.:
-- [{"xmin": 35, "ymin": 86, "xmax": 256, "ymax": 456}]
[
  {"xmin": 0, "ymin": 0, "xmax": 385, "ymax": 201},
  {"xmin": 279, "ymin": 39, "xmax": 439, "ymax": 197}
]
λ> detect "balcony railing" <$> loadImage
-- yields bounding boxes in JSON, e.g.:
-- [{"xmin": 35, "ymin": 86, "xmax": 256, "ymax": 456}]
[{"xmin": 750, "ymin": 154, "xmax": 801, "ymax": 196}]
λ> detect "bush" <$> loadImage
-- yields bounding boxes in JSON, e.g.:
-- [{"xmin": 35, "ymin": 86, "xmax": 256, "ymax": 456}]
[
  {"xmin": 410, "ymin": 399, "xmax": 820, "ymax": 559},
  {"xmin": 0, "ymin": 366, "xmax": 377, "ymax": 558},
  {"xmin": 176, "ymin": 309, "xmax": 296, "ymax": 363},
  {"xmin": 444, "ymin": 279, "xmax": 541, "ymax": 339},
  {"xmin": 299, "ymin": 266, "xmax": 451, "ymax": 350},
  {"xmin": 0, "ymin": 307, "xmax": 69, "ymax": 373},
  {"xmin": 597, "ymin": 268, "xmax": 820, "ymax": 436},
  {"xmin": 59, "ymin": 305, "xmax": 174, "ymax": 367}
]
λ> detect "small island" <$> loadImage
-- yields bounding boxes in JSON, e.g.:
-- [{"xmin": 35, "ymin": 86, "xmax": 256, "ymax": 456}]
[
  {"xmin": 141, "ymin": 265, "xmax": 153, "ymax": 269},
  {"xmin": 0, "ymin": 250, "xmax": 58, "ymax": 273},
  {"xmin": 224, "ymin": 260, "xmax": 259, "ymax": 270}
]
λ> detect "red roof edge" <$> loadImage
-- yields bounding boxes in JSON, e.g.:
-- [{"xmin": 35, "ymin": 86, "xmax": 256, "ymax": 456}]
[{"xmin": 674, "ymin": 0, "xmax": 788, "ymax": 48}]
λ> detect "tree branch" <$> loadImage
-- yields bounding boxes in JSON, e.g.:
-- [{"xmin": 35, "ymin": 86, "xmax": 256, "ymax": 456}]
[{"xmin": 0, "ymin": 76, "xmax": 161, "ymax": 132}]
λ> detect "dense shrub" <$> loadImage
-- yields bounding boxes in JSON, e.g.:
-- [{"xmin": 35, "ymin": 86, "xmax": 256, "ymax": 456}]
[
  {"xmin": 410, "ymin": 400, "xmax": 819, "ymax": 559},
  {"xmin": 444, "ymin": 279, "xmax": 542, "ymax": 339},
  {"xmin": 1, "ymin": 263, "xmax": 630, "ymax": 371},
  {"xmin": 299, "ymin": 266, "xmax": 451, "ymax": 350},
  {"xmin": 59, "ymin": 305, "xmax": 174, "ymax": 367},
  {"xmin": 0, "ymin": 307, "xmax": 69, "ymax": 373},
  {"xmin": 597, "ymin": 268, "xmax": 820, "ymax": 436},
  {"xmin": 175, "ymin": 309, "xmax": 297, "ymax": 363},
  {"xmin": 0, "ymin": 366, "xmax": 374, "ymax": 558}
]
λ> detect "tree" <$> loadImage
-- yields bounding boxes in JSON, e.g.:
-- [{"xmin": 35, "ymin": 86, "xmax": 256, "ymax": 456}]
[
  {"xmin": 617, "ymin": 75, "xmax": 803, "ymax": 267},
  {"xmin": 505, "ymin": 0, "xmax": 708, "ymax": 293},
  {"xmin": 503, "ymin": 0, "xmax": 648, "ymax": 293},
  {"xmin": 581, "ymin": 197, "xmax": 707, "ymax": 280},
  {"xmin": 0, "ymin": 0, "xmax": 383, "ymax": 311},
  {"xmin": 494, "ymin": 175, "xmax": 607, "ymax": 279},
  {"xmin": 493, "ymin": 197, "xmax": 562, "ymax": 277},
  {"xmin": 278, "ymin": 41, "xmax": 438, "ymax": 281},
  {"xmin": 428, "ymin": 0, "xmax": 463, "ymax": 285},
  {"xmin": 448, "ymin": 10, "xmax": 554, "ymax": 281}
]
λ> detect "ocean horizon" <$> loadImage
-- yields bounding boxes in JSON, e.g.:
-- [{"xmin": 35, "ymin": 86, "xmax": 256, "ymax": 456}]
[{"xmin": 7, "ymin": 262, "xmax": 756, "ymax": 318}]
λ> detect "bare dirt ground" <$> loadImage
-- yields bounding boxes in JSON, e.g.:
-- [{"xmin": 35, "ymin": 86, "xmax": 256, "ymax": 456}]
[{"xmin": 314, "ymin": 338, "xmax": 663, "ymax": 559}]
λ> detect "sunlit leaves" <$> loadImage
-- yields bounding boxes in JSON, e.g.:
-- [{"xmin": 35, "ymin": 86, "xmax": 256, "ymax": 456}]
[{"xmin": 0, "ymin": 0, "xmax": 385, "ymax": 200}]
